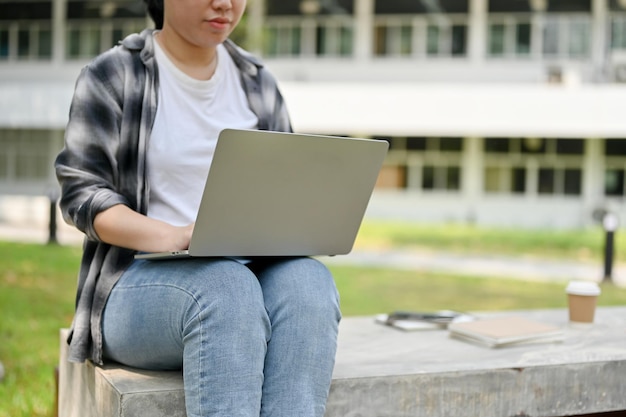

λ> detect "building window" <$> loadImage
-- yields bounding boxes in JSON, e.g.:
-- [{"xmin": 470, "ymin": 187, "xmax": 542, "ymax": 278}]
[
  {"xmin": 488, "ymin": 18, "xmax": 532, "ymax": 58},
  {"xmin": 0, "ymin": 1, "xmax": 52, "ymax": 61},
  {"xmin": 440, "ymin": 137, "xmax": 463, "ymax": 151},
  {"xmin": 610, "ymin": 0, "xmax": 626, "ymax": 10},
  {"xmin": 604, "ymin": 139, "xmax": 626, "ymax": 197},
  {"xmin": 374, "ymin": 23, "xmax": 412, "ymax": 56},
  {"xmin": 556, "ymin": 138, "xmax": 585, "ymax": 154},
  {"xmin": 488, "ymin": 23, "xmax": 506, "ymax": 56},
  {"xmin": 264, "ymin": 0, "xmax": 354, "ymax": 58},
  {"xmin": 605, "ymin": 169, "xmax": 625, "ymax": 196},
  {"xmin": 537, "ymin": 165, "xmax": 583, "ymax": 196},
  {"xmin": 0, "ymin": 1, "xmax": 52, "ymax": 20},
  {"xmin": 67, "ymin": 25, "xmax": 100, "ymax": 58},
  {"xmin": 373, "ymin": 14, "xmax": 468, "ymax": 58},
  {"xmin": 18, "ymin": 28, "xmax": 30, "ymax": 57},
  {"xmin": 605, "ymin": 139, "xmax": 626, "ymax": 156},
  {"xmin": 611, "ymin": 15, "xmax": 626, "ymax": 50},
  {"xmin": 0, "ymin": 29, "xmax": 8, "ymax": 58},
  {"xmin": 422, "ymin": 165, "xmax": 461, "ymax": 190},
  {"xmin": 38, "ymin": 27, "xmax": 52, "ymax": 57},
  {"xmin": 563, "ymin": 168, "xmax": 582, "ymax": 195},
  {"xmin": 65, "ymin": 19, "xmax": 146, "ymax": 59},
  {"xmin": 316, "ymin": 22, "xmax": 353, "ymax": 56},
  {"xmin": 0, "ymin": 23, "xmax": 52, "ymax": 60},
  {"xmin": 0, "ymin": 129, "xmax": 52, "ymax": 181},
  {"xmin": 65, "ymin": 1, "xmax": 147, "ymax": 60},
  {"xmin": 487, "ymin": 10, "xmax": 590, "ymax": 60},
  {"xmin": 451, "ymin": 24, "xmax": 467, "ymax": 56},
  {"xmin": 265, "ymin": 24, "xmax": 302, "ymax": 56},
  {"xmin": 375, "ymin": 0, "xmax": 468, "ymax": 14},
  {"xmin": 264, "ymin": 16, "xmax": 353, "ymax": 57},
  {"xmin": 484, "ymin": 138, "xmax": 584, "ymax": 196},
  {"xmin": 376, "ymin": 165, "xmax": 407, "ymax": 189},
  {"xmin": 490, "ymin": 0, "xmax": 591, "ymax": 12},
  {"xmin": 406, "ymin": 136, "xmax": 427, "ymax": 151},
  {"xmin": 547, "ymin": 0, "xmax": 592, "ymax": 13},
  {"xmin": 611, "ymin": 0, "xmax": 626, "ymax": 51},
  {"xmin": 489, "ymin": 0, "xmax": 531, "ymax": 12},
  {"xmin": 512, "ymin": 167, "xmax": 527, "ymax": 193},
  {"xmin": 484, "ymin": 166, "xmax": 526, "ymax": 193},
  {"xmin": 567, "ymin": 18, "xmax": 591, "ymax": 58},
  {"xmin": 543, "ymin": 16, "xmax": 590, "ymax": 59},
  {"xmin": 267, "ymin": 0, "xmax": 354, "ymax": 15},
  {"xmin": 379, "ymin": 136, "xmax": 463, "ymax": 192},
  {"xmin": 426, "ymin": 25, "xmax": 441, "ymax": 55},
  {"xmin": 422, "ymin": 165, "xmax": 436, "ymax": 189},
  {"xmin": 516, "ymin": 23, "xmax": 532, "ymax": 54},
  {"xmin": 537, "ymin": 168, "xmax": 555, "ymax": 194},
  {"xmin": 484, "ymin": 137, "xmax": 510, "ymax": 153}
]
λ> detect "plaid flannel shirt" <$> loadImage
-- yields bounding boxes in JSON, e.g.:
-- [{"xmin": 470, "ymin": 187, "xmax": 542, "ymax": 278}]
[{"xmin": 55, "ymin": 29, "xmax": 293, "ymax": 364}]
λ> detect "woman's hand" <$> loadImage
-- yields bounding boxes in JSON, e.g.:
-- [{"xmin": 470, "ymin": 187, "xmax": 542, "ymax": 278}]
[
  {"xmin": 94, "ymin": 204, "xmax": 194, "ymax": 252},
  {"xmin": 171, "ymin": 223, "xmax": 195, "ymax": 252}
]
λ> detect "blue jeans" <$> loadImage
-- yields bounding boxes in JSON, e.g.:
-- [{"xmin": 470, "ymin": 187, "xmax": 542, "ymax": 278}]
[{"xmin": 102, "ymin": 257, "xmax": 341, "ymax": 417}]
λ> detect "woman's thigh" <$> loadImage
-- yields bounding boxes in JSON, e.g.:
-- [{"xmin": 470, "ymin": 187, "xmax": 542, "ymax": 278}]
[
  {"xmin": 248, "ymin": 257, "xmax": 341, "ymax": 417},
  {"xmin": 102, "ymin": 257, "xmax": 268, "ymax": 370},
  {"xmin": 250, "ymin": 257, "xmax": 341, "ymax": 320}
]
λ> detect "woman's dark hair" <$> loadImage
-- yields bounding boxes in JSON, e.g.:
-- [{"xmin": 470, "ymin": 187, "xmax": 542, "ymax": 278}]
[{"xmin": 143, "ymin": 0, "xmax": 164, "ymax": 29}]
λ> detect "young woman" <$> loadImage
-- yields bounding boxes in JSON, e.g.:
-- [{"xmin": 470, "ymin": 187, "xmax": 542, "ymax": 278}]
[{"xmin": 55, "ymin": 1, "xmax": 341, "ymax": 416}]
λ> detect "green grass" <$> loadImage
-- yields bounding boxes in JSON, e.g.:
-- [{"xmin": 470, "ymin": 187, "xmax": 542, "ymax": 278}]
[
  {"xmin": 333, "ymin": 265, "xmax": 626, "ymax": 316},
  {"xmin": 2, "ymin": 222, "xmax": 626, "ymax": 417},
  {"xmin": 0, "ymin": 242, "xmax": 80, "ymax": 417},
  {"xmin": 354, "ymin": 220, "xmax": 625, "ymax": 263}
]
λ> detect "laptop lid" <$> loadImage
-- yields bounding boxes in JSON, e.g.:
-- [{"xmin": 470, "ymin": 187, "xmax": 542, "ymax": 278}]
[{"xmin": 143, "ymin": 129, "xmax": 388, "ymax": 258}]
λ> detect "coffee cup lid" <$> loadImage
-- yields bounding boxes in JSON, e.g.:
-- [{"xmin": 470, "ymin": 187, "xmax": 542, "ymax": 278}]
[{"xmin": 566, "ymin": 280, "xmax": 601, "ymax": 296}]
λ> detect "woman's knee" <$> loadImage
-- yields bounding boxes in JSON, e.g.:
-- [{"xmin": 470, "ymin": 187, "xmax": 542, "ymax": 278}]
[{"xmin": 257, "ymin": 258, "xmax": 341, "ymax": 323}]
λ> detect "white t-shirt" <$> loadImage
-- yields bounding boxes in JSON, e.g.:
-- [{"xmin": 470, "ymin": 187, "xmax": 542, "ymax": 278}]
[{"xmin": 147, "ymin": 39, "xmax": 258, "ymax": 226}]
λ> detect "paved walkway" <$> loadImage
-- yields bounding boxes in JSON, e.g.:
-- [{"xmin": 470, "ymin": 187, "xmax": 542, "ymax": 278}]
[
  {"xmin": 2, "ymin": 219, "xmax": 625, "ymax": 288},
  {"xmin": 321, "ymin": 247, "xmax": 626, "ymax": 287}
]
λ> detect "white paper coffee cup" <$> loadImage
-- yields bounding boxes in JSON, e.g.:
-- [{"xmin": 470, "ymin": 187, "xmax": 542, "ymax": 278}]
[{"xmin": 565, "ymin": 281, "xmax": 601, "ymax": 324}]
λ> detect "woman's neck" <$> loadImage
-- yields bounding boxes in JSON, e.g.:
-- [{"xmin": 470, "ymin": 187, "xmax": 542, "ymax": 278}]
[{"xmin": 155, "ymin": 30, "xmax": 218, "ymax": 81}]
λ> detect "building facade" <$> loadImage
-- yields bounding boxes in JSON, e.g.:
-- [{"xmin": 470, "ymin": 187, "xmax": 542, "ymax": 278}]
[{"xmin": 1, "ymin": 0, "xmax": 626, "ymax": 229}]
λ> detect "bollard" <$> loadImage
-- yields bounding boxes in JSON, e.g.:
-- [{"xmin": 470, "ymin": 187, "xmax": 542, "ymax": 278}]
[
  {"xmin": 48, "ymin": 190, "xmax": 59, "ymax": 245},
  {"xmin": 602, "ymin": 213, "xmax": 618, "ymax": 283}
]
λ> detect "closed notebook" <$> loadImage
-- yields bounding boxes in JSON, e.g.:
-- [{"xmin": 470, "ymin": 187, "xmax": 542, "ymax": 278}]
[{"xmin": 448, "ymin": 316, "xmax": 564, "ymax": 348}]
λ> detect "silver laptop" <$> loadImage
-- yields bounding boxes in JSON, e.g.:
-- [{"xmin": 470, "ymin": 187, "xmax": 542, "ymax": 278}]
[{"xmin": 136, "ymin": 128, "xmax": 388, "ymax": 260}]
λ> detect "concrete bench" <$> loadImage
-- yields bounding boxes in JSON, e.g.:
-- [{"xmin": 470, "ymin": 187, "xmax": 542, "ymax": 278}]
[{"xmin": 58, "ymin": 307, "xmax": 626, "ymax": 417}]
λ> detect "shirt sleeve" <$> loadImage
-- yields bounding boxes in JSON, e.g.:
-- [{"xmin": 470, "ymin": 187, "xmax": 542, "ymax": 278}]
[{"xmin": 55, "ymin": 62, "xmax": 131, "ymax": 242}]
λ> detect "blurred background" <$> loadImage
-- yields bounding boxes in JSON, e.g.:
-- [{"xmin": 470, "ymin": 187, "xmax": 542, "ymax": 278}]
[
  {"xmin": 1, "ymin": 0, "xmax": 626, "ymax": 232},
  {"xmin": 3, "ymin": 2, "xmax": 626, "ymax": 416}
]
